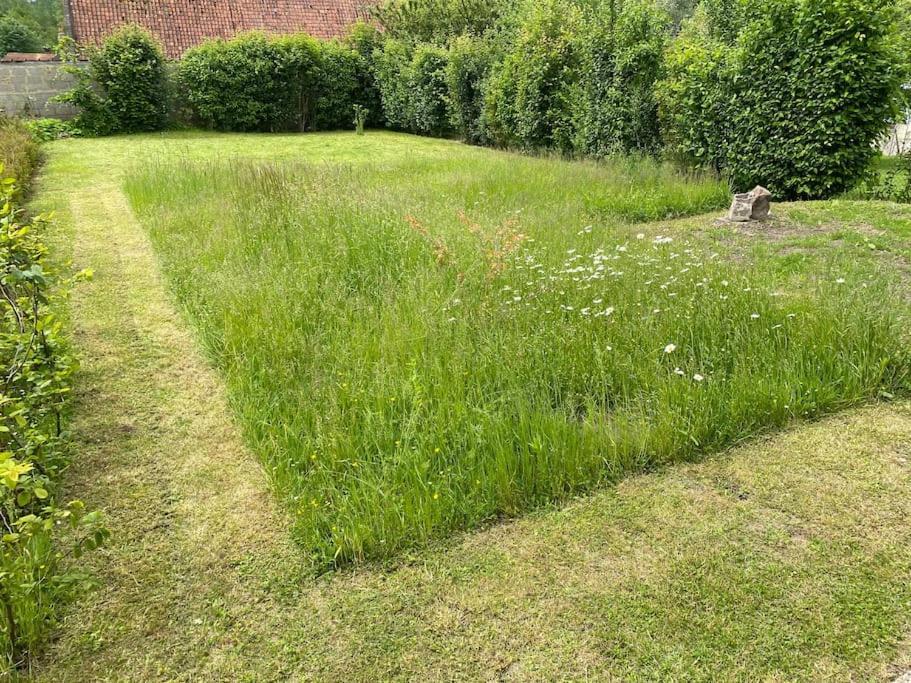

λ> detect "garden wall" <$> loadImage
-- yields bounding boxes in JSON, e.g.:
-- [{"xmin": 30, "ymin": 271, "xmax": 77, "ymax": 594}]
[{"xmin": 0, "ymin": 61, "xmax": 78, "ymax": 119}]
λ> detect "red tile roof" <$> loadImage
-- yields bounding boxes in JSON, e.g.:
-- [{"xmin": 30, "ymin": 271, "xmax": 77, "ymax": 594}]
[{"xmin": 64, "ymin": 0, "xmax": 375, "ymax": 59}]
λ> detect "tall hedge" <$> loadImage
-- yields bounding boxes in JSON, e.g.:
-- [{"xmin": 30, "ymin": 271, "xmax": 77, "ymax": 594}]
[
  {"xmin": 373, "ymin": 40, "xmax": 452, "ymax": 136},
  {"xmin": 411, "ymin": 44, "xmax": 451, "ymax": 136},
  {"xmin": 483, "ymin": 0, "xmax": 583, "ymax": 152},
  {"xmin": 445, "ymin": 34, "xmax": 497, "ymax": 144},
  {"xmin": 310, "ymin": 40, "xmax": 361, "ymax": 131},
  {"xmin": 179, "ymin": 32, "xmax": 371, "ymax": 132},
  {"xmin": 575, "ymin": 0, "xmax": 670, "ymax": 157},
  {"xmin": 179, "ymin": 33, "xmax": 292, "ymax": 132},
  {"xmin": 657, "ymin": 19, "xmax": 735, "ymax": 172},
  {"xmin": 373, "ymin": 39, "xmax": 415, "ymax": 131},
  {"xmin": 660, "ymin": 0, "xmax": 905, "ymax": 199},
  {"xmin": 345, "ymin": 22, "xmax": 385, "ymax": 128},
  {"xmin": 274, "ymin": 33, "xmax": 321, "ymax": 131}
]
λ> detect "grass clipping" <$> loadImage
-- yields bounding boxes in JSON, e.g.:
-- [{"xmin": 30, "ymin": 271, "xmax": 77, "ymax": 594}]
[{"xmin": 125, "ymin": 157, "xmax": 910, "ymax": 569}]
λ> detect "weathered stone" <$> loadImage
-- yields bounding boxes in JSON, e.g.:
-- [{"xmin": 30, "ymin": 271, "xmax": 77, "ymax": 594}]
[
  {"xmin": 749, "ymin": 185, "xmax": 772, "ymax": 220},
  {"xmin": 728, "ymin": 193, "xmax": 754, "ymax": 222},
  {"xmin": 727, "ymin": 185, "xmax": 772, "ymax": 222}
]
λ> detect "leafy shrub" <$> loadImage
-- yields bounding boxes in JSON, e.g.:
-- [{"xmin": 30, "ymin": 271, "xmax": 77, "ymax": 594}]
[
  {"xmin": 483, "ymin": 0, "xmax": 583, "ymax": 152},
  {"xmin": 373, "ymin": 39, "xmax": 416, "ymax": 131},
  {"xmin": 310, "ymin": 40, "xmax": 361, "ymax": 131},
  {"xmin": 21, "ymin": 118, "xmax": 80, "ymax": 142},
  {"xmin": 180, "ymin": 31, "xmax": 373, "ymax": 132},
  {"xmin": 374, "ymin": 40, "xmax": 452, "ymax": 137},
  {"xmin": 273, "ymin": 33, "xmax": 321, "ymax": 131},
  {"xmin": 657, "ymin": 19, "xmax": 734, "ymax": 172},
  {"xmin": 575, "ymin": 0, "xmax": 670, "ymax": 157},
  {"xmin": 179, "ymin": 32, "xmax": 290, "ymax": 132},
  {"xmin": 445, "ymin": 34, "xmax": 497, "ymax": 144},
  {"xmin": 344, "ymin": 22, "xmax": 385, "ymax": 127},
  {"xmin": 0, "ymin": 118, "xmax": 38, "ymax": 194},
  {"xmin": 659, "ymin": 0, "xmax": 906, "ymax": 199},
  {"xmin": 0, "ymin": 15, "xmax": 40, "ymax": 55},
  {"xmin": 58, "ymin": 25, "xmax": 168, "ymax": 136},
  {"xmin": 0, "ymin": 163, "xmax": 106, "ymax": 669},
  {"xmin": 410, "ymin": 44, "xmax": 451, "ymax": 136}
]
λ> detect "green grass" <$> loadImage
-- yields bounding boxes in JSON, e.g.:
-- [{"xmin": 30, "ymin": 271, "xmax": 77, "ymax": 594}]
[
  {"xmin": 121, "ymin": 139, "xmax": 911, "ymax": 568},
  {"xmin": 27, "ymin": 131, "xmax": 911, "ymax": 680}
]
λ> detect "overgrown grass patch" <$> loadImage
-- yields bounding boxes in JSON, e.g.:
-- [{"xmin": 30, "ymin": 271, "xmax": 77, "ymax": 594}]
[{"xmin": 124, "ymin": 146, "xmax": 910, "ymax": 568}]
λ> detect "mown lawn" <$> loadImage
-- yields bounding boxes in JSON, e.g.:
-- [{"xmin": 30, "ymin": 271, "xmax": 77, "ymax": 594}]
[
  {"xmin": 120, "ymin": 132, "xmax": 910, "ymax": 567},
  {"xmin": 29, "ymin": 131, "xmax": 911, "ymax": 681}
]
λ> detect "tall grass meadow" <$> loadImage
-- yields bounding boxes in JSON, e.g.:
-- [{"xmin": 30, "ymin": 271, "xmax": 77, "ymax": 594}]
[{"xmin": 125, "ymin": 150, "xmax": 909, "ymax": 568}]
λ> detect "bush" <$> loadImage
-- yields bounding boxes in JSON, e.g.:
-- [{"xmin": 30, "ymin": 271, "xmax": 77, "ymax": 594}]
[
  {"xmin": 373, "ymin": 39, "xmax": 416, "ymax": 131},
  {"xmin": 0, "ymin": 15, "xmax": 40, "ymax": 55},
  {"xmin": 445, "ymin": 34, "xmax": 497, "ymax": 144},
  {"xmin": 58, "ymin": 25, "xmax": 168, "ymax": 136},
  {"xmin": 0, "ymin": 161, "xmax": 106, "ymax": 669},
  {"xmin": 310, "ymin": 40, "xmax": 361, "ymax": 131},
  {"xmin": 659, "ymin": 0, "xmax": 906, "ymax": 199},
  {"xmin": 179, "ymin": 33, "xmax": 291, "ymax": 132},
  {"xmin": 0, "ymin": 118, "xmax": 38, "ymax": 194},
  {"xmin": 410, "ymin": 44, "xmax": 451, "ymax": 136},
  {"xmin": 371, "ymin": 0, "xmax": 510, "ymax": 43},
  {"xmin": 344, "ymin": 22, "xmax": 385, "ymax": 127},
  {"xmin": 180, "ymin": 31, "xmax": 374, "ymax": 133},
  {"xmin": 483, "ymin": 0, "xmax": 583, "ymax": 152},
  {"xmin": 273, "ymin": 33, "xmax": 321, "ymax": 131},
  {"xmin": 575, "ymin": 0, "xmax": 670, "ymax": 157},
  {"xmin": 657, "ymin": 18, "xmax": 735, "ymax": 172},
  {"xmin": 21, "ymin": 118, "xmax": 80, "ymax": 142}
]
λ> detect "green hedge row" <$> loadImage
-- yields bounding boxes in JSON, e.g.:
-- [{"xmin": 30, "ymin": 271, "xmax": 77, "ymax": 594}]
[
  {"xmin": 178, "ymin": 32, "xmax": 376, "ymax": 132},
  {"xmin": 0, "ymin": 122, "xmax": 107, "ymax": 670},
  {"xmin": 62, "ymin": 0, "xmax": 910, "ymax": 200}
]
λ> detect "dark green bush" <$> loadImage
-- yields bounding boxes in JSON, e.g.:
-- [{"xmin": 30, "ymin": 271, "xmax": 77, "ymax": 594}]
[
  {"xmin": 58, "ymin": 25, "xmax": 167, "ymax": 135},
  {"xmin": 411, "ymin": 44, "xmax": 451, "ymax": 136},
  {"xmin": 483, "ymin": 0, "xmax": 583, "ymax": 152},
  {"xmin": 179, "ymin": 32, "xmax": 290, "ymax": 132},
  {"xmin": 311, "ymin": 40, "xmax": 361, "ymax": 131},
  {"xmin": 0, "ymin": 15, "xmax": 40, "ymax": 55},
  {"xmin": 274, "ymin": 33, "xmax": 321, "ymax": 131},
  {"xmin": 373, "ymin": 39, "xmax": 416, "ymax": 131},
  {"xmin": 180, "ymin": 31, "xmax": 373, "ymax": 132},
  {"xmin": 659, "ymin": 0, "xmax": 905, "ymax": 199},
  {"xmin": 445, "ymin": 34, "xmax": 497, "ymax": 144},
  {"xmin": 575, "ymin": 0, "xmax": 670, "ymax": 157},
  {"xmin": 345, "ymin": 22, "xmax": 385, "ymax": 127}
]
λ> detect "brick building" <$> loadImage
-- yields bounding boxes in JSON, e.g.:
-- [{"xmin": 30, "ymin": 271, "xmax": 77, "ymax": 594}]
[{"xmin": 62, "ymin": 0, "xmax": 374, "ymax": 59}]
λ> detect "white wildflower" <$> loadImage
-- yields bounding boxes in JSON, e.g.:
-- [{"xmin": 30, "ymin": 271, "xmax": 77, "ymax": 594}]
[
  {"xmin": 664, "ymin": 343, "xmax": 677, "ymax": 354},
  {"xmin": 693, "ymin": 374, "xmax": 705, "ymax": 382}
]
